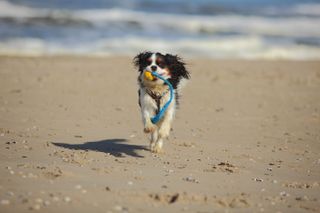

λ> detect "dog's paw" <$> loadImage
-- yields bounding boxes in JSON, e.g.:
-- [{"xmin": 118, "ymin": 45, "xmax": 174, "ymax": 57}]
[
  {"xmin": 158, "ymin": 126, "xmax": 170, "ymax": 138},
  {"xmin": 144, "ymin": 122, "xmax": 156, "ymax": 133},
  {"xmin": 152, "ymin": 146, "xmax": 163, "ymax": 153},
  {"xmin": 150, "ymin": 143, "xmax": 163, "ymax": 153}
]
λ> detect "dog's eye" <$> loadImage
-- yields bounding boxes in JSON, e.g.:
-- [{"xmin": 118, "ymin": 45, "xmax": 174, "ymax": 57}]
[
  {"xmin": 157, "ymin": 62, "xmax": 165, "ymax": 68},
  {"xmin": 156, "ymin": 59, "xmax": 165, "ymax": 68}
]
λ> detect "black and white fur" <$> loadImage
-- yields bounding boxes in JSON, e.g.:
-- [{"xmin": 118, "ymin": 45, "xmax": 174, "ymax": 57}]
[{"xmin": 133, "ymin": 52, "xmax": 190, "ymax": 153}]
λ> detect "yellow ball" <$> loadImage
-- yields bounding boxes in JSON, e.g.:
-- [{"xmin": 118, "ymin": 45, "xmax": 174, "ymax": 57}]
[{"xmin": 144, "ymin": 71, "xmax": 154, "ymax": 81}]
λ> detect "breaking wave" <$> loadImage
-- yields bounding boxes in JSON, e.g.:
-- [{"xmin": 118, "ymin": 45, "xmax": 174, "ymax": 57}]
[{"xmin": 0, "ymin": 0, "xmax": 320, "ymax": 59}]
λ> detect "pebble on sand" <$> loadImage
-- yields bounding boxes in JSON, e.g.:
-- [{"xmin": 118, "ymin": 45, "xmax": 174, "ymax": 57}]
[
  {"xmin": 64, "ymin": 196, "xmax": 71, "ymax": 203},
  {"xmin": 1, "ymin": 199, "xmax": 10, "ymax": 205},
  {"xmin": 35, "ymin": 198, "xmax": 43, "ymax": 203},
  {"xmin": 183, "ymin": 176, "xmax": 199, "ymax": 183},
  {"xmin": 52, "ymin": 196, "xmax": 59, "ymax": 202},
  {"xmin": 6, "ymin": 191, "xmax": 14, "ymax": 196},
  {"xmin": 114, "ymin": 205, "xmax": 128, "ymax": 212},
  {"xmin": 280, "ymin": 191, "xmax": 290, "ymax": 197},
  {"xmin": 75, "ymin": 184, "xmax": 82, "ymax": 189},
  {"xmin": 114, "ymin": 205, "xmax": 123, "ymax": 211},
  {"xmin": 30, "ymin": 204, "xmax": 41, "ymax": 210}
]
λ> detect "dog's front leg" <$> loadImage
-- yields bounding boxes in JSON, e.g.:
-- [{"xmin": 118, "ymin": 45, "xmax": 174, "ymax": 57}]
[
  {"xmin": 141, "ymin": 107, "xmax": 157, "ymax": 134},
  {"xmin": 140, "ymin": 91, "xmax": 157, "ymax": 133},
  {"xmin": 143, "ymin": 117, "xmax": 156, "ymax": 133},
  {"xmin": 142, "ymin": 110, "xmax": 159, "ymax": 152}
]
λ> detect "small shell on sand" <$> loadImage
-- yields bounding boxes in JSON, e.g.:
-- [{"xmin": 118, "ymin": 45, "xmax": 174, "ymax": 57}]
[{"xmin": 253, "ymin": 178, "xmax": 264, "ymax": 182}]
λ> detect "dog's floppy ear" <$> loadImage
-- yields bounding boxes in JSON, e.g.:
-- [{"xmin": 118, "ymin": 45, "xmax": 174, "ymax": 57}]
[
  {"xmin": 165, "ymin": 54, "xmax": 190, "ymax": 79},
  {"xmin": 133, "ymin": 51, "xmax": 152, "ymax": 72}
]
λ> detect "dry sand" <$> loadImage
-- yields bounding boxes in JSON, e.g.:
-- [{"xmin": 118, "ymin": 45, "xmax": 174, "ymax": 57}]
[{"xmin": 0, "ymin": 56, "xmax": 319, "ymax": 213}]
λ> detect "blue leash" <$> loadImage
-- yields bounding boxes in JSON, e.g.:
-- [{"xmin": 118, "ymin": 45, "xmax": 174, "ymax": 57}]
[{"xmin": 150, "ymin": 72, "xmax": 174, "ymax": 124}]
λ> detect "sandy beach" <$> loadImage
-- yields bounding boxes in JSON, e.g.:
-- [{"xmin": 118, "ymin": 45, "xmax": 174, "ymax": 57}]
[{"xmin": 0, "ymin": 56, "xmax": 319, "ymax": 213}]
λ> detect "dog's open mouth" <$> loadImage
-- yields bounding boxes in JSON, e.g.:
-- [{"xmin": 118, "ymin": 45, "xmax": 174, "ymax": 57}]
[{"xmin": 144, "ymin": 71, "xmax": 167, "ymax": 81}]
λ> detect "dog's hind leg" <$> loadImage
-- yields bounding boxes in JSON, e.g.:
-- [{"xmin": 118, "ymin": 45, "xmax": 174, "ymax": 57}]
[
  {"xmin": 151, "ymin": 130, "xmax": 164, "ymax": 153},
  {"xmin": 152, "ymin": 100, "xmax": 175, "ymax": 153},
  {"xmin": 153, "ymin": 136, "xmax": 163, "ymax": 153},
  {"xmin": 150, "ymin": 130, "xmax": 158, "ymax": 152},
  {"xmin": 158, "ymin": 101, "xmax": 175, "ymax": 139}
]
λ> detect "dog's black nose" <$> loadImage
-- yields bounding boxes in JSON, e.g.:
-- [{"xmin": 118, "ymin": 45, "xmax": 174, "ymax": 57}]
[{"xmin": 151, "ymin": 66, "xmax": 157, "ymax": 71}]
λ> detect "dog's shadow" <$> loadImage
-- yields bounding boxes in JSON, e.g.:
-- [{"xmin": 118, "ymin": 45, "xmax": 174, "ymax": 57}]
[{"xmin": 52, "ymin": 138, "xmax": 148, "ymax": 158}]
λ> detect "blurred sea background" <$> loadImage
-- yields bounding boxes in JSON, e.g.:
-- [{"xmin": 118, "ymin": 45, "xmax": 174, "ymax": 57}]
[{"xmin": 0, "ymin": 0, "xmax": 320, "ymax": 59}]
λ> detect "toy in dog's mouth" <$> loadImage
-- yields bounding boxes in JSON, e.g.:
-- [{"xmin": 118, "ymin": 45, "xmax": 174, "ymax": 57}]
[
  {"xmin": 144, "ymin": 71, "xmax": 167, "ymax": 81},
  {"xmin": 144, "ymin": 71, "xmax": 155, "ymax": 81}
]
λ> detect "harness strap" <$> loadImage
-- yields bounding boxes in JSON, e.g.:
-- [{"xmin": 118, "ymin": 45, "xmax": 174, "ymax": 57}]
[{"xmin": 145, "ymin": 89, "xmax": 168, "ymax": 114}]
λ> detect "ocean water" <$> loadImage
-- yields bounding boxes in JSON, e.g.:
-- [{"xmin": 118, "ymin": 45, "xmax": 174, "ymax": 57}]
[{"xmin": 0, "ymin": 0, "xmax": 320, "ymax": 59}]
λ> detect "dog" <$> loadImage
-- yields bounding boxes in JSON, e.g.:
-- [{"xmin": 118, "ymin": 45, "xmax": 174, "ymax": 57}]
[{"xmin": 133, "ymin": 51, "xmax": 190, "ymax": 153}]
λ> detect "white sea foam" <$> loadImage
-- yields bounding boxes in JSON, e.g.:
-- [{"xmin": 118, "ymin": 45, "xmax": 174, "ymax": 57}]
[
  {"xmin": 0, "ymin": 1, "xmax": 47, "ymax": 18},
  {"xmin": 65, "ymin": 8, "xmax": 320, "ymax": 38},
  {"xmin": 1, "ymin": 36, "xmax": 320, "ymax": 60},
  {"xmin": 95, "ymin": 36, "xmax": 320, "ymax": 59},
  {"xmin": 1, "ymin": 1, "xmax": 320, "ymax": 38},
  {"xmin": 292, "ymin": 3, "xmax": 320, "ymax": 16},
  {"xmin": 264, "ymin": 3, "xmax": 320, "ymax": 16}
]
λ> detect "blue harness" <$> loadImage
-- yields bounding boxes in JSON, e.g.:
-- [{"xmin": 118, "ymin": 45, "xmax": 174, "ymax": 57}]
[{"xmin": 150, "ymin": 72, "xmax": 174, "ymax": 124}]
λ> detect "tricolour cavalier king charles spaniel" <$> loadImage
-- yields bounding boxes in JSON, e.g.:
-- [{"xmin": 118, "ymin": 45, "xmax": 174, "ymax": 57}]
[{"xmin": 133, "ymin": 51, "xmax": 190, "ymax": 153}]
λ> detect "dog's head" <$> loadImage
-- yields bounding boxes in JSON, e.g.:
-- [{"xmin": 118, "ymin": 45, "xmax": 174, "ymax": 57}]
[{"xmin": 133, "ymin": 51, "xmax": 190, "ymax": 89}]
